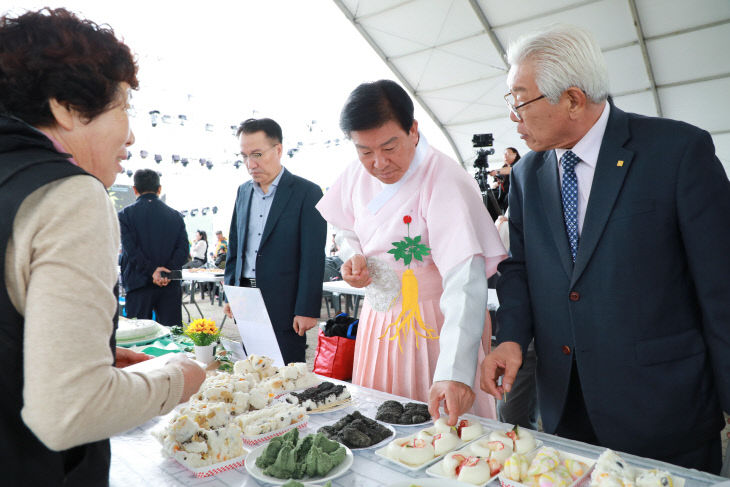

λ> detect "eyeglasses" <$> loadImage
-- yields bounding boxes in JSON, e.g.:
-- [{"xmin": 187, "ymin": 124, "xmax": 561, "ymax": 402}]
[
  {"xmin": 504, "ymin": 92, "xmax": 546, "ymax": 121},
  {"xmin": 238, "ymin": 144, "xmax": 279, "ymax": 163}
]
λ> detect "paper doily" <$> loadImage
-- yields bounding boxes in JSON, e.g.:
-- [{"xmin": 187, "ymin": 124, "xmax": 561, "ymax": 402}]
[{"xmin": 365, "ymin": 257, "xmax": 401, "ymax": 312}]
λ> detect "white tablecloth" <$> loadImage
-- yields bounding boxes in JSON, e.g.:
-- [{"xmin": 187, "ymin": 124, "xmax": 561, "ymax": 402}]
[
  {"xmin": 182, "ymin": 270, "xmax": 225, "ymax": 283},
  {"xmin": 110, "ymin": 377, "xmax": 725, "ymax": 487}
]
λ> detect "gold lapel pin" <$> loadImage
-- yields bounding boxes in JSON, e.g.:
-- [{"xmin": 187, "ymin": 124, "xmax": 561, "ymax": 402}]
[{"xmin": 617, "ymin": 160, "xmax": 624, "ymax": 167}]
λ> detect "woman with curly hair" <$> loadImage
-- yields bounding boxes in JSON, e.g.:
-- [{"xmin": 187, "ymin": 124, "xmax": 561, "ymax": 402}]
[{"xmin": 0, "ymin": 8, "xmax": 204, "ymax": 484}]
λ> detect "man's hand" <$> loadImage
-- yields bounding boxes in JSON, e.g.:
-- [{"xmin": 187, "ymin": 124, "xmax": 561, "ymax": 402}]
[
  {"xmin": 152, "ymin": 266, "xmax": 171, "ymax": 287},
  {"xmin": 223, "ymin": 302, "xmax": 234, "ymax": 319},
  {"xmin": 293, "ymin": 316, "xmax": 317, "ymax": 336},
  {"xmin": 166, "ymin": 353, "xmax": 206, "ymax": 403},
  {"xmin": 341, "ymin": 254, "xmax": 371, "ymax": 288},
  {"xmin": 115, "ymin": 347, "xmax": 152, "ymax": 368},
  {"xmin": 428, "ymin": 380, "xmax": 476, "ymax": 426},
  {"xmin": 480, "ymin": 341, "xmax": 523, "ymax": 400}
]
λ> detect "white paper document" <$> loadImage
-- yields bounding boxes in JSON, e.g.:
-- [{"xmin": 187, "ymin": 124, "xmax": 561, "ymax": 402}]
[{"xmin": 223, "ymin": 285, "xmax": 284, "ymax": 366}]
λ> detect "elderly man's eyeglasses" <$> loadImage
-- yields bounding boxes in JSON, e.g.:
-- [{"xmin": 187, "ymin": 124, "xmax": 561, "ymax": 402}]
[
  {"xmin": 504, "ymin": 92, "xmax": 546, "ymax": 121},
  {"xmin": 238, "ymin": 144, "xmax": 279, "ymax": 162}
]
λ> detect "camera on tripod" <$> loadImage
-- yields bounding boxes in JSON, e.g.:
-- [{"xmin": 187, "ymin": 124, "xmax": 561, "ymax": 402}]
[
  {"xmin": 471, "ymin": 133, "xmax": 503, "ymax": 219},
  {"xmin": 472, "ymin": 133, "xmax": 495, "ymax": 170}
]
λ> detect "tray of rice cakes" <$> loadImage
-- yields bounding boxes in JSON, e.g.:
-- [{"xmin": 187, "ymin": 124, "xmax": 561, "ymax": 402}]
[
  {"xmin": 374, "ymin": 417, "xmax": 488, "ymax": 471},
  {"xmin": 236, "ymin": 402, "xmax": 309, "ymax": 447},
  {"xmin": 152, "ymin": 355, "xmax": 322, "ymax": 477},
  {"xmin": 153, "ymin": 405, "xmax": 248, "ymax": 477},
  {"xmin": 498, "ymin": 445, "xmax": 595, "ymax": 487},
  {"xmin": 589, "ymin": 449, "xmax": 684, "ymax": 487},
  {"xmin": 427, "ymin": 425, "xmax": 541, "ymax": 485}
]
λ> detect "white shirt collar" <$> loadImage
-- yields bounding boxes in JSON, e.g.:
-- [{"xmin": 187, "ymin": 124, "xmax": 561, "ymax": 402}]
[{"xmin": 555, "ymin": 101, "xmax": 610, "ymax": 168}]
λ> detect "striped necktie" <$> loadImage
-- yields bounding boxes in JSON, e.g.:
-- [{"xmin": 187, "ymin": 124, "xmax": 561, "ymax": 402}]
[{"xmin": 561, "ymin": 150, "xmax": 580, "ymax": 262}]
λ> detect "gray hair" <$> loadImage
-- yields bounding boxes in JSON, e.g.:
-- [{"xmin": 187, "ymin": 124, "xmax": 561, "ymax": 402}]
[{"xmin": 506, "ymin": 24, "xmax": 609, "ymax": 104}]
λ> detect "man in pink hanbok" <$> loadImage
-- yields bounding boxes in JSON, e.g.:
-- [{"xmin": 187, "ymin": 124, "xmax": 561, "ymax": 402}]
[{"xmin": 316, "ymin": 80, "xmax": 506, "ymax": 422}]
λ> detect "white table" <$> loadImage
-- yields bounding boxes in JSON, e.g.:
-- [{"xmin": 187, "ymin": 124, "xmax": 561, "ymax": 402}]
[
  {"xmin": 323, "ymin": 280, "xmax": 365, "ymax": 317},
  {"xmin": 110, "ymin": 377, "xmax": 726, "ymax": 487},
  {"xmin": 181, "ymin": 270, "xmax": 225, "ymax": 321}
]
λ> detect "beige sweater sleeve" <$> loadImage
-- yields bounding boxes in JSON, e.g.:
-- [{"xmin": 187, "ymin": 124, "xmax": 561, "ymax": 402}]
[{"xmin": 5, "ymin": 175, "xmax": 185, "ymax": 451}]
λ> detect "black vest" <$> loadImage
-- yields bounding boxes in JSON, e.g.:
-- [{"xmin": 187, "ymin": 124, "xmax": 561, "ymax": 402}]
[{"xmin": 0, "ymin": 123, "xmax": 116, "ymax": 486}]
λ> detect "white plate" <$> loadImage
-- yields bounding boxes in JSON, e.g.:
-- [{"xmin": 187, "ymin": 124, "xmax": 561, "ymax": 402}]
[
  {"xmin": 388, "ymin": 479, "xmax": 466, "ymax": 487},
  {"xmin": 425, "ymin": 447, "xmax": 498, "ymax": 486},
  {"xmin": 116, "ymin": 324, "xmax": 170, "ymax": 347},
  {"xmin": 244, "ymin": 441, "xmax": 353, "ymax": 485},
  {"xmin": 319, "ymin": 419, "xmax": 396, "ymax": 450},
  {"xmin": 380, "ymin": 417, "xmax": 433, "ymax": 427}
]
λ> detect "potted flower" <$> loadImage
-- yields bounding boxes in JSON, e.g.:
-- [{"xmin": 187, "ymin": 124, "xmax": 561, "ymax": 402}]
[{"xmin": 184, "ymin": 318, "xmax": 221, "ymax": 364}]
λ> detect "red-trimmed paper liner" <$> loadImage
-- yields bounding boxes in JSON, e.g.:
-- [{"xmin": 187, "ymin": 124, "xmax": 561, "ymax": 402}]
[
  {"xmin": 241, "ymin": 418, "xmax": 309, "ymax": 447},
  {"xmin": 499, "ymin": 450, "xmax": 595, "ymax": 487},
  {"xmin": 175, "ymin": 453, "xmax": 247, "ymax": 478}
]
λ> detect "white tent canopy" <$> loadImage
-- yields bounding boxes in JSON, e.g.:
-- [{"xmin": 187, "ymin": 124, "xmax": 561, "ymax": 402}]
[{"xmin": 334, "ymin": 0, "xmax": 730, "ymax": 173}]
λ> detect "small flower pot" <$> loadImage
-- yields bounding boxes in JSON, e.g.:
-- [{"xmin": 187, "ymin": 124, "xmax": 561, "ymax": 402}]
[{"xmin": 194, "ymin": 344, "xmax": 215, "ymax": 365}]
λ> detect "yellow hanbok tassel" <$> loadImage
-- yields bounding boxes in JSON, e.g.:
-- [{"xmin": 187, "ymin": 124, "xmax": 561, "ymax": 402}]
[{"xmin": 378, "ymin": 268, "xmax": 438, "ymax": 352}]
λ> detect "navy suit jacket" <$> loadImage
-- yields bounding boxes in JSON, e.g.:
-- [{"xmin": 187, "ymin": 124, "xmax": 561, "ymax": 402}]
[
  {"xmin": 224, "ymin": 168, "xmax": 326, "ymax": 333},
  {"xmin": 118, "ymin": 193, "xmax": 189, "ymax": 293},
  {"xmin": 496, "ymin": 103, "xmax": 730, "ymax": 459}
]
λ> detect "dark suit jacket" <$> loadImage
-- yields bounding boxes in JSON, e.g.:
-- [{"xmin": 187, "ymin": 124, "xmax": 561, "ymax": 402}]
[
  {"xmin": 224, "ymin": 168, "xmax": 326, "ymax": 335},
  {"xmin": 118, "ymin": 193, "xmax": 189, "ymax": 293},
  {"xmin": 496, "ymin": 103, "xmax": 730, "ymax": 459}
]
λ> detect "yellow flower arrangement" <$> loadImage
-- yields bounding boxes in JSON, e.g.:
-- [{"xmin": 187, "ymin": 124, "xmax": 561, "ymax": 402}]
[{"xmin": 184, "ymin": 318, "xmax": 221, "ymax": 346}]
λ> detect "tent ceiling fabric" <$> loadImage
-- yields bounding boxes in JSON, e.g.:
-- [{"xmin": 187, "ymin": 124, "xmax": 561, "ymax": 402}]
[{"xmin": 333, "ymin": 0, "xmax": 730, "ymax": 173}]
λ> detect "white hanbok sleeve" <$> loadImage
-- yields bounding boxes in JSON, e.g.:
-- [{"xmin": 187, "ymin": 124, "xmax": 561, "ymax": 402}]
[
  {"xmin": 335, "ymin": 229, "xmax": 363, "ymax": 262},
  {"xmin": 433, "ymin": 255, "xmax": 488, "ymax": 387}
]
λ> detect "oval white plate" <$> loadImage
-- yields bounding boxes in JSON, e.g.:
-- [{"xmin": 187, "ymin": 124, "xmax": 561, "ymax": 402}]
[{"xmin": 244, "ymin": 441, "xmax": 353, "ymax": 485}]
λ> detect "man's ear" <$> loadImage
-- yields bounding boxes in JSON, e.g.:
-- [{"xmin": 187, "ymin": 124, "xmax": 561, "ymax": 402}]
[
  {"xmin": 156, "ymin": 186, "xmax": 162, "ymax": 196},
  {"xmin": 565, "ymin": 87, "xmax": 587, "ymax": 119},
  {"xmin": 48, "ymin": 99, "xmax": 76, "ymax": 131},
  {"xmin": 132, "ymin": 186, "xmax": 140, "ymax": 197}
]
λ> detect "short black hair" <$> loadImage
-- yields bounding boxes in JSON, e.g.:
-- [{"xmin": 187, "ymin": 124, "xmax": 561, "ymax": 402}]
[
  {"xmin": 133, "ymin": 169, "xmax": 160, "ymax": 194},
  {"xmin": 236, "ymin": 118, "xmax": 283, "ymax": 144},
  {"xmin": 339, "ymin": 79, "xmax": 414, "ymax": 137}
]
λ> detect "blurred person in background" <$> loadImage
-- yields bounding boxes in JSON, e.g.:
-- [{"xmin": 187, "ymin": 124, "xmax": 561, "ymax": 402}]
[
  {"xmin": 490, "ymin": 147, "xmax": 521, "ymax": 213},
  {"xmin": 0, "ymin": 8, "xmax": 205, "ymax": 484},
  {"xmin": 183, "ymin": 229, "xmax": 208, "ymax": 268},
  {"xmin": 118, "ymin": 169, "xmax": 189, "ymax": 327}
]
